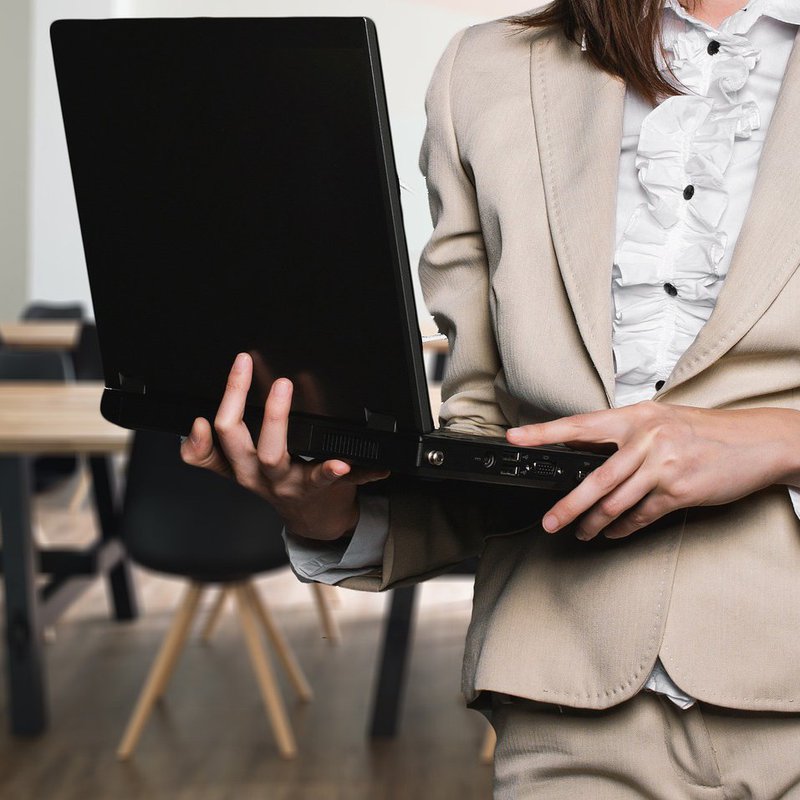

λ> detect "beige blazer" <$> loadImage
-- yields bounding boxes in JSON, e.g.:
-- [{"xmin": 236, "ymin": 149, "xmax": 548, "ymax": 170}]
[{"xmin": 344, "ymin": 19, "xmax": 800, "ymax": 712}]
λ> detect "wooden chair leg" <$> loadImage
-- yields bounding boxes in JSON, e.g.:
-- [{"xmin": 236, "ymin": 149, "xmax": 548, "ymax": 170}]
[
  {"xmin": 201, "ymin": 587, "xmax": 228, "ymax": 642},
  {"xmin": 68, "ymin": 459, "xmax": 91, "ymax": 513},
  {"xmin": 311, "ymin": 581, "xmax": 341, "ymax": 645},
  {"xmin": 116, "ymin": 583, "xmax": 204, "ymax": 760},
  {"xmin": 234, "ymin": 584, "xmax": 297, "ymax": 759},
  {"xmin": 480, "ymin": 724, "xmax": 497, "ymax": 765},
  {"xmin": 244, "ymin": 583, "xmax": 312, "ymax": 702},
  {"xmin": 323, "ymin": 583, "xmax": 342, "ymax": 608}
]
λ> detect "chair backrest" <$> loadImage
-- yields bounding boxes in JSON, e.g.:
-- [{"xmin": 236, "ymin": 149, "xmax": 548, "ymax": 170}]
[
  {"xmin": 72, "ymin": 322, "xmax": 104, "ymax": 381},
  {"xmin": 21, "ymin": 302, "xmax": 85, "ymax": 320},
  {"xmin": 0, "ymin": 350, "xmax": 74, "ymax": 382},
  {"xmin": 121, "ymin": 430, "xmax": 289, "ymax": 583}
]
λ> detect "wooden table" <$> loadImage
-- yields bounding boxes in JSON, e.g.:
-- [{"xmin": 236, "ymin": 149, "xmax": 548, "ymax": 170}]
[
  {"xmin": 420, "ymin": 323, "xmax": 449, "ymax": 384},
  {"xmin": 0, "ymin": 383, "xmax": 137, "ymax": 736},
  {"xmin": 0, "ymin": 321, "xmax": 81, "ymax": 351}
]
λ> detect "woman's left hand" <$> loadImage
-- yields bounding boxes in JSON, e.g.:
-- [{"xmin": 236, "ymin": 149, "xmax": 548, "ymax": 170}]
[{"xmin": 506, "ymin": 402, "xmax": 800, "ymax": 541}]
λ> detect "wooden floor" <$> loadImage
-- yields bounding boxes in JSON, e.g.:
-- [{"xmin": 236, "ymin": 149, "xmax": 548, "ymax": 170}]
[{"xmin": 0, "ymin": 468, "xmax": 493, "ymax": 800}]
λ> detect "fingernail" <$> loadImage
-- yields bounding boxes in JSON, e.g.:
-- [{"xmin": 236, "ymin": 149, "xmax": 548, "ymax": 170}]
[
  {"xmin": 507, "ymin": 428, "xmax": 521, "ymax": 438},
  {"xmin": 542, "ymin": 514, "xmax": 558, "ymax": 533},
  {"xmin": 273, "ymin": 379, "xmax": 290, "ymax": 396},
  {"xmin": 575, "ymin": 528, "xmax": 590, "ymax": 541},
  {"xmin": 233, "ymin": 352, "xmax": 249, "ymax": 371}
]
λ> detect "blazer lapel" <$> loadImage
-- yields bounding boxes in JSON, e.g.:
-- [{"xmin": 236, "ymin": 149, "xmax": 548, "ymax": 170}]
[
  {"xmin": 665, "ymin": 27, "xmax": 800, "ymax": 396},
  {"xmin": 530, "ymin": 31, "xmax": 626, "ymax": 407}
]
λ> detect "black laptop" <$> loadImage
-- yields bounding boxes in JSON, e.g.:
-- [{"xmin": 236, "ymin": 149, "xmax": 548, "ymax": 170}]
[{"xmin": 50, "ymin": 16, "xmax": 606, "ymax": 491}]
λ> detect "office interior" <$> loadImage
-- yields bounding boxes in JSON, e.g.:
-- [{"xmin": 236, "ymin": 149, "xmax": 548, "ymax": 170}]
[{"xmin": 0, "ymin": 1, "xmax": 534, "ymax": 798}]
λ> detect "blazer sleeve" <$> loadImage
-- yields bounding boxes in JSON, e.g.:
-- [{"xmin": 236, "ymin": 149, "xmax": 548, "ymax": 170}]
[
  {"xmin": 417, "ymin": 28, "xmax": 509, "ymax": 437},
  {"xmin": 338, "ymin": 30, "xmax": 539, "ymax": 593}
]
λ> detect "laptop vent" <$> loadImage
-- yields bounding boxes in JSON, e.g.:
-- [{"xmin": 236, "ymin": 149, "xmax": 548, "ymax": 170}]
[{"xmin": 321, "ymin": 431, "xmax": 381, "ymax": 462}]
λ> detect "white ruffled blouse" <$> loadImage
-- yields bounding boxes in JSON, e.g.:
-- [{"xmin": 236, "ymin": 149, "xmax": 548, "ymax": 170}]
[{"xmin": 612, "ymin": 0, "xmax": 800, "ymax": 406}]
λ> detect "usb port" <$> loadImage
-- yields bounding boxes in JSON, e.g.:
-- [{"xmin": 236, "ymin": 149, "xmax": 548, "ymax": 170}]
[
  {"xmin": 501, "ymin": 452, "xmax": 520, "ymax": 463},
  {"xmin": 500, "ymin": 467, "xmax": 519, "ymax": 477}
]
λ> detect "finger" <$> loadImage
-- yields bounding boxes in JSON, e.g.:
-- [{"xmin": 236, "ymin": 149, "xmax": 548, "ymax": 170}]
[
  {"xmin": 540, "ymin": 444, "xmax": 648, "ymax": 533},
  {"xmin": 214, "ymin": 353, "xmax": 258, "ymax": 461},
  {"xmin": 574, "ymin": 469, "xmax": 659, "ymax": 541},
  {"xmin": 602, "ymin": 495, "xmax": 670, "ymax": 540},
  {"xmin": 181, "ymin": 417, "xmax": 233, "ymax": 478},
  {"xmin": 306, "ymin": 459, "xmax": 352, "ymax": 489},
  {"xmin": 215, "ymin": 354, "xmax": 267, "ymax": 490},
  {"xmin": 256, "ymin": 378, "xmax": 294, "ymax": 478},
  {"xmin": 507, "ymin": 409, "xmax": 634, "ymax": 448}
]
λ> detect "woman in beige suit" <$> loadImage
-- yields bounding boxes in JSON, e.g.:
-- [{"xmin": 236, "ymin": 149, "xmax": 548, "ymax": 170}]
[{"xmin": 184, "ymin": 0, "xmax": 800, "ymax": 796}]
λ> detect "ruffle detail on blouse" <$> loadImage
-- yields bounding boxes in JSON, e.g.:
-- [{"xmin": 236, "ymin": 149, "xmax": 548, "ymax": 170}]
[
  {"xmin": 612, "ymin": 7, "xmax": 764, "ymax": 403},
  {"xmin": 668, "ymin": 28, "xmax": 761, "ymax": 102}
]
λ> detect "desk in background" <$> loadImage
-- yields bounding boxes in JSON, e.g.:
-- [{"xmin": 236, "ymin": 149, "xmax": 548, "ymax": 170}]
[
  {"xmin": 0, "ymin": 321, "xmax": 81, "ymax": 352},
  {"xmin": 0, "ymin": 382, "xmax": 137, "ymax": 736}
]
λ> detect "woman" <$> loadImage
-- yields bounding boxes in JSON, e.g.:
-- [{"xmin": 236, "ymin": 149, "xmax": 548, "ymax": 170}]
[{"xmin": 183, "ymin": 1, "xmax": 800, "ymax": 796}]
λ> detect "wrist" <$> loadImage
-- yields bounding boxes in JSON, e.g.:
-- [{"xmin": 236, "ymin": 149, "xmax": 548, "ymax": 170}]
[
  {"xmin": 284, "ymin": 498, "xmax": 360, "ymax": 543},
  {"xmin": 772, "ymin": 408, "xmax": 800, "ymax": 489}
]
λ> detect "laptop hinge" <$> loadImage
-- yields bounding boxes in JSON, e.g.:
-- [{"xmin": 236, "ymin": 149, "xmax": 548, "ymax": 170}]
[
  {"xmin": 118, "ymin": 373, "xmax": 147, "ymax": 395},
  {"xmin": 364, "ymin": 409, "xmax": 396, "ymax": 433}
]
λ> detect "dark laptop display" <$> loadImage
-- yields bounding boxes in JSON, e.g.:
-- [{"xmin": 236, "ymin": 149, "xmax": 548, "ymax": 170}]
[{"xmin": 51, "ymin": 17, "xmax": 605, "ymax": 491}]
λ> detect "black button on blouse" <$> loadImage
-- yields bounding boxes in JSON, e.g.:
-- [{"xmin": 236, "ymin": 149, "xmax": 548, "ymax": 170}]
[
  {"xmin": 655, "ymin": 380, "xmax": 666, "ymax": 391},
  {"xmin": 663, "ymin": 282, "xmax": 678, "ymax": 297},
  {"xmin": 707, "ymin": 40, "xmax": 721, "ymax": 55},
  {"xmin": 683, "ymin": 184, "xmax": 695, "ymax": 200}
]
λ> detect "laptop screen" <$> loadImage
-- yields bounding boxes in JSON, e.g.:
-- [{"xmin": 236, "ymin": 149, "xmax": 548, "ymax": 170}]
[{"xmin": 51, "ymin": 17, "xmax": 431, "ymax": 434}]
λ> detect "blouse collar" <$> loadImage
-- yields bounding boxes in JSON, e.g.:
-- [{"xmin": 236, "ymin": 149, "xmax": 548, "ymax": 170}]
[
  {"xmin": 580, "ymin": 1, "xmax": 800, "ymax": 50},
  {"xmin": 663, "ymin": 0, "xmax": 800, "ymax": 35}
]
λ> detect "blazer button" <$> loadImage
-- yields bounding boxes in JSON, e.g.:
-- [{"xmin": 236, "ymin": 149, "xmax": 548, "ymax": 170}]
[
  {"xmin": 663, "ymin": 282, "xmax": 678, "ymax": 297},
  {"xmin": 655, "ymin": 380, "xmax": 665, "ymax": 391},
  {"xmin": 683, "ymin": 184, "xmax": 695, "ymax": 200},
  {"xmin": 707, "ymin": 39, "xmax": 721, "ymax": 55}
]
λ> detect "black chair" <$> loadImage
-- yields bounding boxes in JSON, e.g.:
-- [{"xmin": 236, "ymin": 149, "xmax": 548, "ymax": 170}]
[
  {"xmin": 20, "ymin": 302, "xmax": 84, "ymax": 320},
  {"xmin": 72, "ymin": 322, "xmax": 103, "ymax": 381},
  {"xmin": 116, "ymin": 430, "xmax": 315, "ymax": 760},
  {"xmin": 0, "ymin": 350, "xmax": 78, "ymax": 491}
]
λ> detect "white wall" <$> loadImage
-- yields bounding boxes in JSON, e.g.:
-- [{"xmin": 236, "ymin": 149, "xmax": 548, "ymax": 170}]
[
  {"xmin": 0, "ymin": 0, "xmax": 32, "ymax": 319},
  {"xmin": 28, "ymin": 0, "xmax": 120, "ymax": 313},
  {"xmin": 29, "ymin": 0, "xmax": 534, "ymax": 318}
]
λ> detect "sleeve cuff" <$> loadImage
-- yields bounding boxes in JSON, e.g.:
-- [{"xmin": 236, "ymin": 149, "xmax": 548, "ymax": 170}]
[{"xmin": 282, "ymin": 491, "xmax": 389, "ymax": 584}]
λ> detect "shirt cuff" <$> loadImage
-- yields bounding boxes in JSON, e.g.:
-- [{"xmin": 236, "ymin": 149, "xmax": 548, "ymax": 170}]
[
  {"xmin": 282, "ymin": 491, "xmax": 389, "ymax": 584},
  {"xmin": 789, "ymin": 487, "xmax": 800, "ymax": 520}
]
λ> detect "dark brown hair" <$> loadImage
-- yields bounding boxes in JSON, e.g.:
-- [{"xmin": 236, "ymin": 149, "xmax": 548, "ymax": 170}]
[{"xmin": 509, "ymin": 0, "xmax": 694, "ymax": 106}]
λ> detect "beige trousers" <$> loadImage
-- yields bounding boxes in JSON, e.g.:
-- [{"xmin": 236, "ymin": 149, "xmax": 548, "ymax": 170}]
[{"xmin": 490, "ymin": 692, "xmax": 800, "ymax": 799}]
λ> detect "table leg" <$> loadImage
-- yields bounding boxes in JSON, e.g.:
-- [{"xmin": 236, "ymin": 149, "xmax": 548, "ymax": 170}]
[
  {"xmin": 0, "ymin": 456, "xmax": 48, "ymax": 735},
  {"xmin": 88, "ymin": 456, "xmax": 138, "ymax": 621},
  {"xmin": 369, "ymin": 585, "xmax": 417, "ymax": 738}
]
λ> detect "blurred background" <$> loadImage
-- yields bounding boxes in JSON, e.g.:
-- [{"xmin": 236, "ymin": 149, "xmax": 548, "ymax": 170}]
[{"xmin": 0, "ymin": 1, "xmax": 537, "ymax": 798}]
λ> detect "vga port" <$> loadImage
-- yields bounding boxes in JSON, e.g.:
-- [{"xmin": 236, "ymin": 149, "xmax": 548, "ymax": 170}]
[{"xmin": 527, "ymin": 461, "xmax": 557, "ymax": 478}]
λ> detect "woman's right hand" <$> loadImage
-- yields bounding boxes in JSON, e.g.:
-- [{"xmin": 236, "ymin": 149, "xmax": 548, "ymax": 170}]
[{"xmin": 181, "ymin": 352, "xmax": 389, "ymax": 541}]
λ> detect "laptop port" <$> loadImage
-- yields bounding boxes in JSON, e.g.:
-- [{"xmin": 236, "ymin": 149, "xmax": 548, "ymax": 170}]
[
  {"xmin": 482, "ymin": 454, "xmax": 496, "ymax": 469},
  {"xmin": 501, "ymin": 452, "xmax": 521, "ymax": 463},
  {"xmin": 500, "ymin": 467, "xmax": 519, "ymax": 477},
  {"xmin": 524, "ymin": 461, "xmax": 557, "ymax": 478}
]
